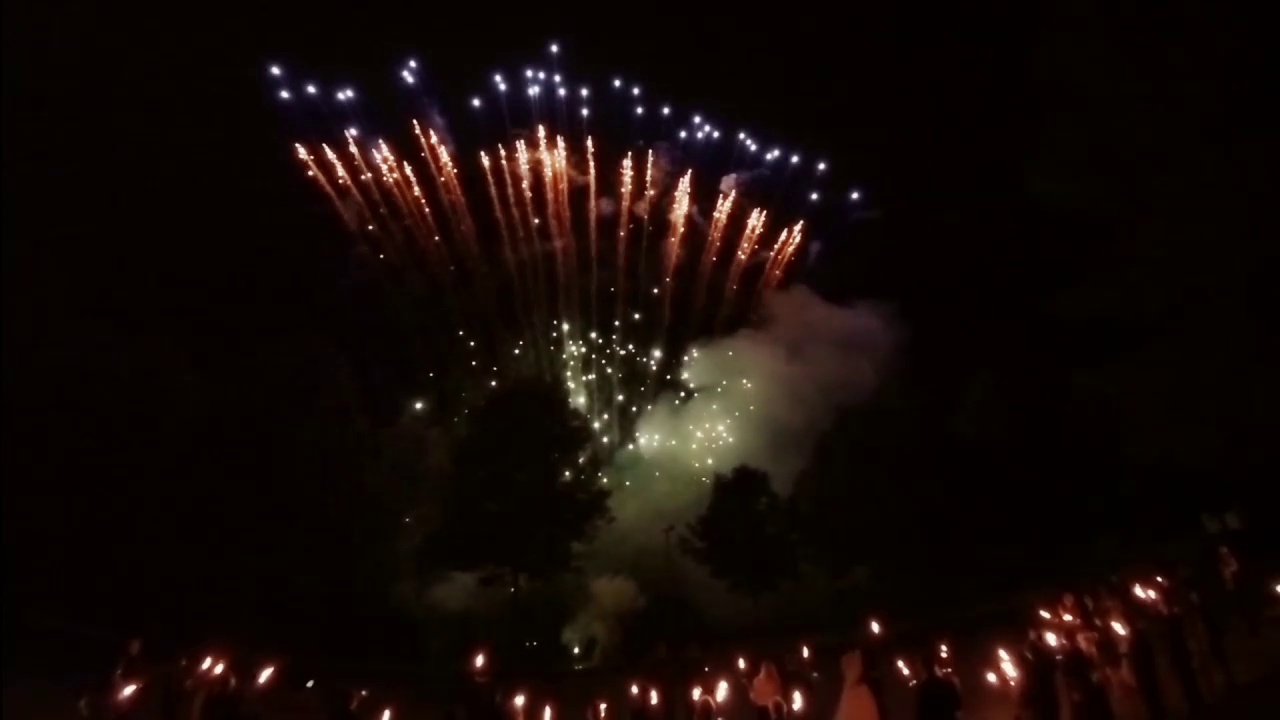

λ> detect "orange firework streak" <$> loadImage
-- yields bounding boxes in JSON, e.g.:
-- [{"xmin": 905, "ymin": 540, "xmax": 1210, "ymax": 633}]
[
  {"xmin": 412, "ymin": 121, "xmax": 465, "ymax": 246},
  {"xmin": 382, "ymin": 142, "xmax": 434, "ymax": 238},
  {"xmin": 660, "ymin": 171, "xmax": 693, "ymax": 336},
  {"xmin": 514, "ymin": 139, "xmax": 548, "ymax": 335},
  {"xmin": 294, "ymin": 122, "xmax": 825, "ymax": 437},
  {"xmin": 431, "ymin": 131, "xmax": 478, "ymax": 245},
  {"xmin": 480, "ymin": 151, "xmax": 517, "ymax": 284},
  {"xmin": 586, "ymin": 137, "xmax": 599, "ymax": 331},
  {"xmin": 758, "ymin": 221, "xmax": 805, "ymax": 296},
  {"xmin": 320, "ymin": 142, "xmax": 376, "ymax": 231},
  {"xmin": 636, "ymin": 150, "xmax": 654, "ymax": 321},
  {"xmin": 535, "ymin": 127, "xmax": 565, "ymax": 323},
  {"xmin": 481, "ymin": 150, "xmax": 530, "ymax": 344},
  {"xmin": 401, "ymin": 163, "xmax": 443, "ymax": 253},
  {"xmin": 717, "ymin": 208, "xmax": 768, "ymax": 332},
  {"xmin": 296, "ymin": 144, "xmax": 356, "ymax": 232},
  {"xmin": 499, "ymin": 143, "xmax": 548, "ymax": 370},
  {"xmin": 373, "ymin": 141, "xmax": 431, "ymax": 246},
  {"xmin": 496, "ymin": 146, "xmax": 527, "ymax": 242},
  {"xmin": 423, "ymin": 129, "xmax": 497, "ymax": 314},
  {"xmin": 401, "ymin": 160, "xmax": 463, "ymax": 296},
  {"xmin": 555, "ymin": 137, "xmax": 578, "ymax": 326},
  {"xmin": 497, "ymin": 146, "xmax": 538, "ymax": 313},
  {"xmin": 692, "ymin": 190, "xmax": 736, "ymax": 327},
  {"xmin": 585, "ymin": 138, "xmax": 600, "ymax": 402},
  {"xmin": 408, "ymin": 128, "xmax": 501, "ymax": 351},
  {"xmin": 614, "ymin": 152, "xmax": 634, "ymax": 329},
  {"xmin": 342, "ymin": 135, "xmax": 401, "ymax": 241}
]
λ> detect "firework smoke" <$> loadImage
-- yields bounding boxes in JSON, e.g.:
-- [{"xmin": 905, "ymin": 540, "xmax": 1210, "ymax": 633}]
[
  {"xmin": 595, "ymin": 286, "xmax": 896, "ymax": 558},
  {"xmin": 561, "ymin": 575, "xmax": 646, "ymax": 661},
  {"xmin": 273, "ymin": 46, "xmax": 879, "ymax": 617}
]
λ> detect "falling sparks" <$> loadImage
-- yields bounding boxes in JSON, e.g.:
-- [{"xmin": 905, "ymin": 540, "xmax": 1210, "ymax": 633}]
[{"xmin": 280, "ymin": 47, "xmax": 850, "ymax": 493}]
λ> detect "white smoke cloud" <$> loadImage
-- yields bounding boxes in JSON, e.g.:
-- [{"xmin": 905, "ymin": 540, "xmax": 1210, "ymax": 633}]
[
  {"xmin": 422, "ymin": 287, "xmax": 896, "ymax": 617},
  {"xmin": 595, "ymin": 286, "xmax": 896, "ymax": 554},
  {"xmin": 561, "ymin": 575, "xmax": 646, "ymax": 662}
]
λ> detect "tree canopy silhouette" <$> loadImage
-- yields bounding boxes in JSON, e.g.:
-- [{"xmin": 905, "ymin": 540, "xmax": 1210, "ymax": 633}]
[
  {"xmin": 681, "ymin": 466, "xmax": 798, "ymax": 600},
  {"xmin": 417, "ymin": 378, "xmax": 612, "ymax": 586}
]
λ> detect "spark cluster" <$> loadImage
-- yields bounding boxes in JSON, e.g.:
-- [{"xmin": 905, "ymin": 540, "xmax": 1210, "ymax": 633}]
[{"xmin": 271, "ymin": 43, "xmax": 866, "ymax": 485}]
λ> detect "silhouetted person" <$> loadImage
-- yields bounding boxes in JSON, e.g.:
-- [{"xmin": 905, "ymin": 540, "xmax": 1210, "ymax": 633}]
[
  {"xmin": 156, "ymin": 665, "xmax": 183, "ymax": 720},
  {"xmin": 464, "ymin": 681, "xmax": 503, "ymax": 720},
  {"xmin": 915, "ymin": 660, "xmax": 961, "ymax": 720},
  {"xmin": 1164, "ymin": 609, "xmax": 1205, "ymax": 716},
  {"xmin": 693, "ymin": 697, "xmax": 716, "ymax": 720},
  {"xmin": 1094, "ymin": 621, "xmax": 1121, "ymax": 677},
  {"xmin": 1193, "ymin": 580, "xmax": 1235, "ymax": 691},
  {"xmin": 833, "ymin": 650, "xmax": 880, "ymax": 720},
  {"xmin": 107, "ymin": 638, "xmax": 147, "ymax": 719},
  {"xmin": 1061, "ymin": 632, "xmax": 1112, "ymax": 720},
  {"xmin": 1127, "ymin": 621, "xmax": 1167, "ymax": 720},
  {"xmin": 324, "ymin": 687, "xmax": 357, "ymax": 720},
  {"xmin": 1058, "ymin": 593, "xmax": 1082, "ymax": 628},
  {"xmin": 750, "ymin": 661, "xmax": 784, "ymax": 720},
  {"xmin": 856, "ymin": 639, "xmax": 886, "ymax": 714},
  {"xmin": 203, "ymin": 676, "xmax": 243, "ymax": 720},
  {"xmin": 1019, "ymin": 631, "xmax": 1059, "ymax": 720},
  {"xmin": 115, "ymin": 638, "xmax": 145, "ymax": 682}
]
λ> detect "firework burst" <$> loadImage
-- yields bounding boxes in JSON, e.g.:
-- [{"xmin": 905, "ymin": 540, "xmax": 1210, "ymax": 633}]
[{"xmin": 272, "ymin": 44, "xmax": 863, "ymax": 483}]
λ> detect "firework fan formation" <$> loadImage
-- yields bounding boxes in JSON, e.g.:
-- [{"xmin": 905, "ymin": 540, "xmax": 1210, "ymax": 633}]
[{"xmin": 270, "ymin": 43, "xmax": 866, "ymax": 485}]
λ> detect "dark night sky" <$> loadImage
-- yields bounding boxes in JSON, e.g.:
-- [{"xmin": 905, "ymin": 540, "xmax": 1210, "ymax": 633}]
[{"xmin": 3, "ymin": 1, "xmax": 1272, "ymax": 665}]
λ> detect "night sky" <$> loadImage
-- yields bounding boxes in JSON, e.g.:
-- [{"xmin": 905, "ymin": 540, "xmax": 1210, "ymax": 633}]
[{"xmin": 3, "ymin": 1, "xmax": 1271, "ymax": 667}]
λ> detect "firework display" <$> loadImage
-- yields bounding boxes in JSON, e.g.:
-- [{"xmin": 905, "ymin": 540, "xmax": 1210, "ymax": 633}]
[{"xmin": 270, "ymin": 43, "xmax": 865, "ymax": 482}]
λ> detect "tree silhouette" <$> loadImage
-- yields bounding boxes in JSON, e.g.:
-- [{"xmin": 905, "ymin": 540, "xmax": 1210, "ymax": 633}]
[
  {"xmin": 680, "ymin": 466, "xmax": 798, "ymax": 600},
  {"xmin": 417, "ymin": 378, "xmax": 612, "ymax": 587}
]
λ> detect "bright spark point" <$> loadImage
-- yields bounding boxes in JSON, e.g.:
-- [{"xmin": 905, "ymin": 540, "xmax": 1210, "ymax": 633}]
[
  {"xmin": 790, "ymin": 154, "xmax": 800, "ymax": 164},
  {"xmin": 613, "ymin": 78, "xmax": 622, "ymax": 88},
  {"xmin": 632, "ymin": 85, "xmax": 640, "ymax": 96},
  {"xmin": 550, "ymin": 42, "xmax": 559, "ymax": 54},
  {"xmin": 679, "ymin": 130, "xmax": 687, "ymax": 138},
  {"xmin": 850, "ymin": 190, "xmax": 861, "ymax": 201},
  {"xmin": 580, "ymin": 87, "xmax": 589, "ymax": 98},
  {"xmin": 538, "ymin": 71, "xmax": 545, "ymax": 80},
  {"xmin": 817, "ymin": 161, "xmax": 827, "ymax": 171},
  {"xmin": 635, "ymin": 106, "xmax": 643, "ymax": 115},
  {"xmin": 738, "ymin": 132, "xmax": 745, "ymax": 140},
  {"xmin": 581, "ymin": 108, "xmax": 589, "ymax": 117},
  {"xmin": 558, "ymin": 87, "xmax": 566, "ymax": 97},
  {"xmin": 408, "ymin": 60, "xmax": 417, "ymax": 68},
  {"xmin": 693, "ymin": 114, "xmax": 701, "ymax": 124},
  {"xmin": 471, "ymin": 97, "xmax": 482, "ymax": 108},
  {"xmin": 525, "ymin": 69, "xmax": 534, "ymax": 78},
  {"xmin": 494, "ymin": 73, "xmax": 503, "ymax": 84},
  {"xmin": 554, "ymin": 73, "xmax": 562, "ymax": 83},
  {"xmin": 278, "ymin": 90, "xmax": 290, "ymax": 100},
  {"xmin": 809, "ymin": 192, "xmax": 819, "ymax": 201},
  {"xmin": 662, "ymin": 106, "xmax": 670, "ymax": 115},
  {"xmin": 269, "ymin": 65, "xmax": 282, "ymax": 76},
  {"xmin": 305, "ymin": 84, "xmax": 317, "ymax": 95}
]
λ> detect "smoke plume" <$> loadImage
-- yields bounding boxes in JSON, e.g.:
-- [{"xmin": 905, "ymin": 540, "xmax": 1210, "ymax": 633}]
[{"xmin": 595, "ymin": 286, "xmax": 896, "ymax": 555}]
